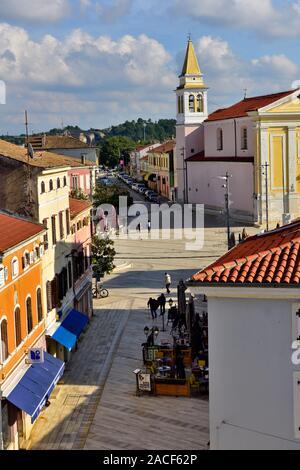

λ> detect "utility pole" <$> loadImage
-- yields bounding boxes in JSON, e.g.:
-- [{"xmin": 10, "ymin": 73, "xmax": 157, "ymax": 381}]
[
  {"xmin": 261, "ymin": 162, "xmax": 269, "ymax": 231},
  {"xmin": 219, "ymin": 172, "xmax": 232, "ymax": 250}
]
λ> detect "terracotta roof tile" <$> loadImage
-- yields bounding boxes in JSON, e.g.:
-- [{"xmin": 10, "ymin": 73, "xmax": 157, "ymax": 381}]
[
  {"xmin": 0, "ymin": 212, "xmax": 45, "ymax": 253},
  {"xmin": 191, "ymin": 221, "xmax": 300, "ymax": 286},
  {"xmin": 0, "ymin": 139, "xmax": 91, "ymax": 169},
  {"xmin": 205, "ymin": 89, "xmax": 297, "ymax": 122},
  {"xmin": 69, "ymin": 197, "xmax": 92, "ymax": 219}
]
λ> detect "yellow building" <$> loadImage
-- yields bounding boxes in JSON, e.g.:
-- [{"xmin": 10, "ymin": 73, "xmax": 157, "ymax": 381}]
[{"xmin": 147, "ymin": 140, "xmax": 176, "ymax": 199}]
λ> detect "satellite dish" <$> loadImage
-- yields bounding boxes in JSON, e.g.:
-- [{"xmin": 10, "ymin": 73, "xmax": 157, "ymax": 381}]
[{"xmin": 28, "ymin": 143, "xmax": 35, "ymax": 159}]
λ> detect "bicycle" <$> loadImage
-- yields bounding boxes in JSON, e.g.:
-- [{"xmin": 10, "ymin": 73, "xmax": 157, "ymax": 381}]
[{"xmin": 92, "ymin": 284, "xmax": 109, "ymax": 299}]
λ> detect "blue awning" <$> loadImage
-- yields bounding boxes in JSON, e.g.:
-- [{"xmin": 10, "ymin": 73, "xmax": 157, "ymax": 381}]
[
  {"xmin": 52, "ymin": 309, "xmax": 89, "ymax": 351},
  {"xmin": 6, "ymin": 352, "xmax": 65, "ymax": 423}
]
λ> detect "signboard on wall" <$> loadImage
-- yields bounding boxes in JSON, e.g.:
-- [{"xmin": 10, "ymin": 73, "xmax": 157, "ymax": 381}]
[
  {"xmin": 27, "ymin": 348, "xmax": 44, "ymax": 364},
  {"xmin": 138, "ymin": 373, "xmax": 151, "ymax": 392}
]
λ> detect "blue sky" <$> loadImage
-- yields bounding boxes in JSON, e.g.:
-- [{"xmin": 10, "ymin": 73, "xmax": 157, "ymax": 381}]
[{"xmin": 0, "ymin": 0, "xmax": 299, "ymax": 134}]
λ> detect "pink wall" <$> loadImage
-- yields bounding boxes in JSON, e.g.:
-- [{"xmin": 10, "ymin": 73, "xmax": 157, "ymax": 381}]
[
  {"xmin": 68, "ymin": 168, "xmax": 91, "ymax": 196},
  {"xmin": 204, "ymin": 117, "xmax": 254, "ymax": 158},
  {"xmin": 187, "ymin": 161, "xmax": 254, "ymax": 213}
]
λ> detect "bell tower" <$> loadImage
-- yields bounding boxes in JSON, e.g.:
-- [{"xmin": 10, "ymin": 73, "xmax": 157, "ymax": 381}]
[{"xmin": 175, "ymin": 38, "xmax": 208, "ymax": 202}]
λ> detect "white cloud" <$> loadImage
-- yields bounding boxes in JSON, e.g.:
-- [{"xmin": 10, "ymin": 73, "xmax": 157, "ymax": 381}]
[
  {"xmin": 194, "ymin": 36, "xmax": 299, "ymax": 107},
  {"xmin": 0, "ymin": 0, "xmax": 70, "ymax": 22},
  {"xmin": 0, "ymin": 23, "xmax": 176, "ymax": 132},
  {"xmin": 174, "ymin": 0, "xmax": 300, "ymax": 37},
  {"xmin": 96, "ymin": 0, "xmax": 133, "ymax": 23}
]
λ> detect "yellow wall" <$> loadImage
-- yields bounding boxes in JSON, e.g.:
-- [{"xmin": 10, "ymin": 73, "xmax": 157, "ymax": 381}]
[{"xmin": 268, "ymin": 128, "xmax": 288, "ymax": 193}]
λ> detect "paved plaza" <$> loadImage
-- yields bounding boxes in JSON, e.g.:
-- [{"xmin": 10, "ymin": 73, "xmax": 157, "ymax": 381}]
[{"xmin": 29, "ymin": 213, "xmax": 258, "ymax": 450}]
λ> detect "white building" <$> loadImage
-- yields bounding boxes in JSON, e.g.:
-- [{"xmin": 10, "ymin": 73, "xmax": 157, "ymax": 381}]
[{"xmin": 188, "ymin": 221, "xmax": 300, "ymax": 449}]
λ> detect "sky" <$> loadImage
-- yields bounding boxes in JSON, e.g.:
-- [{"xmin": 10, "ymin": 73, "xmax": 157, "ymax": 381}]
[{"xmin": 0, "ymin": 0, "xmax": 299, "ymax": 134}]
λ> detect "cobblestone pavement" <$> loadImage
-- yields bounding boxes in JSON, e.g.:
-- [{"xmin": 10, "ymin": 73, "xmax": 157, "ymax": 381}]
[{"xmin": 30, "ymin": 215, "xmax": 258, "ymax": 450}]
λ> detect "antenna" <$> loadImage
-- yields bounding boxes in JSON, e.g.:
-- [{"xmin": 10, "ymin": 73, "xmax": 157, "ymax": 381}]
[{"xmin": 243, "ymin": 88, "xmax": 247, "ymax": 99}]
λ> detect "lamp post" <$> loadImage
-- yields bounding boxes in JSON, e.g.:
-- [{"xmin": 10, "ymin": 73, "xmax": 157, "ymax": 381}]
[{"xmin": 218, "ymin": 172, "xmax": 232, "ymax": 250}]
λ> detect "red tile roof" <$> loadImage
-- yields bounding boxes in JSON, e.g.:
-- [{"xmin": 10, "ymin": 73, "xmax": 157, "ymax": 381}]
[
  {"xmin": 185, "ymin": 151, "xmax": 254, "ymax": 163},
  {"xmin": 0, "ymin": 212, "xmax": 45, "ymax": 253},
  {"xmin": 148, "ymin": 140, "xmax": 175, "ymax": 154},
  {"xmin": 69, "ymin": 197, "xmax": 92, "ymax": 219},
  {"xmin": 205, "ymin": 90, "xmax": 296, "ymax": 122},
  {"xmin": 191, "ymin": 221, "xmax": 300, "ymax": 286}
]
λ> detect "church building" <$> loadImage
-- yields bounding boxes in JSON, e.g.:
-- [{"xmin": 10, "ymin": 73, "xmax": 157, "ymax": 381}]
[{"xmin": 175, "ymin": 39, "xmax": 300, "ymax": 225}]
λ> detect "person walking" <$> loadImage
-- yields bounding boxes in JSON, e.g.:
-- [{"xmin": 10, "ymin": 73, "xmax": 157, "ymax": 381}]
[
  {"xmin": 147, "ymin": 220, "xmax": 151, "ymax": 232},
  {"xmin": 164, "ymin": 272, "xmax": 171, "ymax": 294},
  {"xmin": 157, "ymin": 293, "xmax": 166, "ymax": 316},
  {"xmin": 147, "ymin": 297, "xmax": 159, "ymax": 319}
]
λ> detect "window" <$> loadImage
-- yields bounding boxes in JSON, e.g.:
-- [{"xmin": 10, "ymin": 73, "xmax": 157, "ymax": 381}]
[
  {"xmin": 66, "ymin": 209, "xmax": 70, "ymax": 236},
  {"xmin": 12, "ymin": 257, "xmax": 19, "ymax": 279},
  {"xmin": 41, "ymin": 181, "xmax": 45, "ymax": 194},
  {"xmin": 59, "ymin": 211, "xmax": 64, "ymax": 240},
  {"xmin": 196, "ymin": 94, "xmax": 203, "ymax": 113},
  {"xmin": 81, "ymin": 155, "xmax": 86, "ymax": 165},
  {"xmin": 181, "ymin": 95, "xmax": 184, "ymax": 114},
  {"xmin": 0, "ymin": 319, "xmax": 8, "ymax": 362},
  {"xmin": 217, "ymin": 128, "xmax": 223, "ymax": 151},
  {"xmin": 77, "ymin": 220, "xmax": 82, "ymax": 231},
  {"xmin": 37, "ymin": 288, "xmax": 43, "ymax": 322},
  {"xmin": 49, "ymin": 179, "xmax": 53, "ymax": 191},
  {"xmin": 43, "ymin": 218, "xmax": 49, "ymax": 250},
  {"xmin": 46, "ymin": 281, "xmax": 52, "ymax": 313},
  {"xmin": 22, "ymin": 251, "xmax": 30, "ymax": 269},
  {"xmin": 63, "ymin": 176, "xmax": 67, "ymax": 187},
  {"xmin": 26, "ymin": 297, "xmax": 33, "ymax": 334},
  {"xmin": 57, "ymin": 178, "xmax": 61, "ymax": 189},
  {"xmin": 0, "ymin": 265, "xmax": 5, "ymax": 287},
  {"xmin": 14, "ymin": 307, "xmax": 22, "ymax": 347},
  {"xmin": 72, "ymin": 175, "xmax": 79, "ymax": 190},
  {"xmin": 189, "ymin": 94, "xmax": 195, "ymax": 112},
  {"xmin": 51, "ymin": 215, "xmax": 57, "ymax": 245},
  {"xmin": 241, "ymin": 127, "xmax": 248, "ymax": 150},
  {"xmin": 178, "ymin": 96, "xmax": 181, "ymax": 114}
]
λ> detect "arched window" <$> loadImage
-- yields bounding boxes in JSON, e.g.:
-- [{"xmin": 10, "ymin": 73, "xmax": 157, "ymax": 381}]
[
  {"xmin": 57, "ymin": 178, "xmax": 61, "ymax": 189},
  {"xmin": 37, "ymin": 288, "xmax": 43, "ymax": 322},
  {"xmin": 241, "ymin": 127, "xmax": 248, "ymax": 150},
  {"xmin": 189, "ymin": 94, "xmax": 195, "ymax": 112},
  {"xmin": 217, "ymin": 128, "xmax": 223, "ymax": 151},
  {"xmin": 196, "ymin": 94, "xmax": 203, "ymax": 113},
  {"xmin": 49, "ymin": 179, "xmax": 53, "ymax": 191},
  {"xmin": 14, "ymin": 307, "xmax": 22, "ymax": 347},
  {"xmin": 41, "ymin": 181, "xmax": 45, "ymax": 194},
  {"xmin": 26, "ymin": 297, "xmax": 33, "ymax": 334},
  {"xmin": 11, "ymin": 257, "xmax": 19, "ymax": 279},
  {"xmin": 0, "ymin": 319, "xmax": 8, "ymax": 362},
  {"xmin": 63, "ymin": 176, "xmax": 67, "ymax": 187}
]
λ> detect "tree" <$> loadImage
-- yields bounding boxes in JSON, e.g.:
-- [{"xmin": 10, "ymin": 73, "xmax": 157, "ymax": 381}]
[
  {"xmin": 92, "ymin": 235, "xmax": 116, "ymax": 277},
  {"xmin": 93, "ymin": 183, "xmax": 133, "ymax": 211},
  {"xmin": 100, "ymin": 136, "xmax": 135, "ymax": 167}
]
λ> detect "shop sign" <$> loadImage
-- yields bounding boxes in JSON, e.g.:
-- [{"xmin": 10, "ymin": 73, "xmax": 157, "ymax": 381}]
[
  {"xmin": 26, "ymin": 348, "xmax": 44, "ymax": 364},
  {"xmin": 138, "ymin": 373, "xmax": 151, "ymax": 391}
]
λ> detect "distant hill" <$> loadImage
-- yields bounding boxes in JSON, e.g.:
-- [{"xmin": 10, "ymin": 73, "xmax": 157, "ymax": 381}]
[{"xmin": 0, "ymin": 118, "xmax": 176, "ymax": 146}]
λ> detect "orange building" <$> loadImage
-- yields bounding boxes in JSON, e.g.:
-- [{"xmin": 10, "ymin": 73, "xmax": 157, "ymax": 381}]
[{"xmin": 0, "ymin": 212, "xmax": 64, "ymax": 450}]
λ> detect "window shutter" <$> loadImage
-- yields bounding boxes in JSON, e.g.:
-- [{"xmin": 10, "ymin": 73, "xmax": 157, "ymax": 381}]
[
  {"xmin": 30, "ymin": 252, "xmax": 34, "ymax": 264},
  {"xmin": 0, "ymin": 267, "xmax": 4, "ymax": 287},
  {"xmin": 4, "ymin": 267, "xmax": 8, "ymax": 281},
  {"xmin": 22, "ymin": 256, "xmax": 25, "ymax": 270}
]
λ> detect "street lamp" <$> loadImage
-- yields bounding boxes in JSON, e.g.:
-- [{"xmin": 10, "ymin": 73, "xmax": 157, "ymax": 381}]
[
  {"xmin": 144, "ymin": 326, "xmax": 149, "ymax": 338},
  {"xmin": 217, "ymin": 173, "xmax": 232, "ymax": 250}
]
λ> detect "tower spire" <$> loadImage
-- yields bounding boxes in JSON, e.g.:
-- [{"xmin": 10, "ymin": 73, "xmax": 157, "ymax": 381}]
[{"xmin": 181, "ymin": 37, "xmax": 201, "ymax": 77}]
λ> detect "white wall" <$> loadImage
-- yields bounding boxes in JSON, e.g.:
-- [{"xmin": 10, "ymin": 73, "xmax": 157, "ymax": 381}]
[
  {"xmin": 208, "ymin": 296, "xmax": 300, "ymax": 450},
  {"xmin": 204, "ymin": 117, "xmax": 254, "ymax": 158},
  {"xmin": 186, "ymin": 161, "xmax": 254, "ymax": 213}
]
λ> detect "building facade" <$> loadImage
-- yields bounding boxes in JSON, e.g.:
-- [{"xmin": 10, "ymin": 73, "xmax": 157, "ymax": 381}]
[
  {"xmin": 0, "ymin": 213, "xmax": 63, "ymax": 450},
  {"xmin": 146, "ymin": 141, "xmax": 176, "ymax": 199},
  {"xmin": 175, "ymin": 39, "xmax": 300, "ymax": 225}
]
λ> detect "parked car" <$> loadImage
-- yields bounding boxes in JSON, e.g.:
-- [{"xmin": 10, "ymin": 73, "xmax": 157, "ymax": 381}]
[
  {"xmin": 145, "ymin": 190, "xmax": 157, "ymax": 199},
  {"xmin": 139, "ymin": 187, "xmax": 148, "ymax": 194}
]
